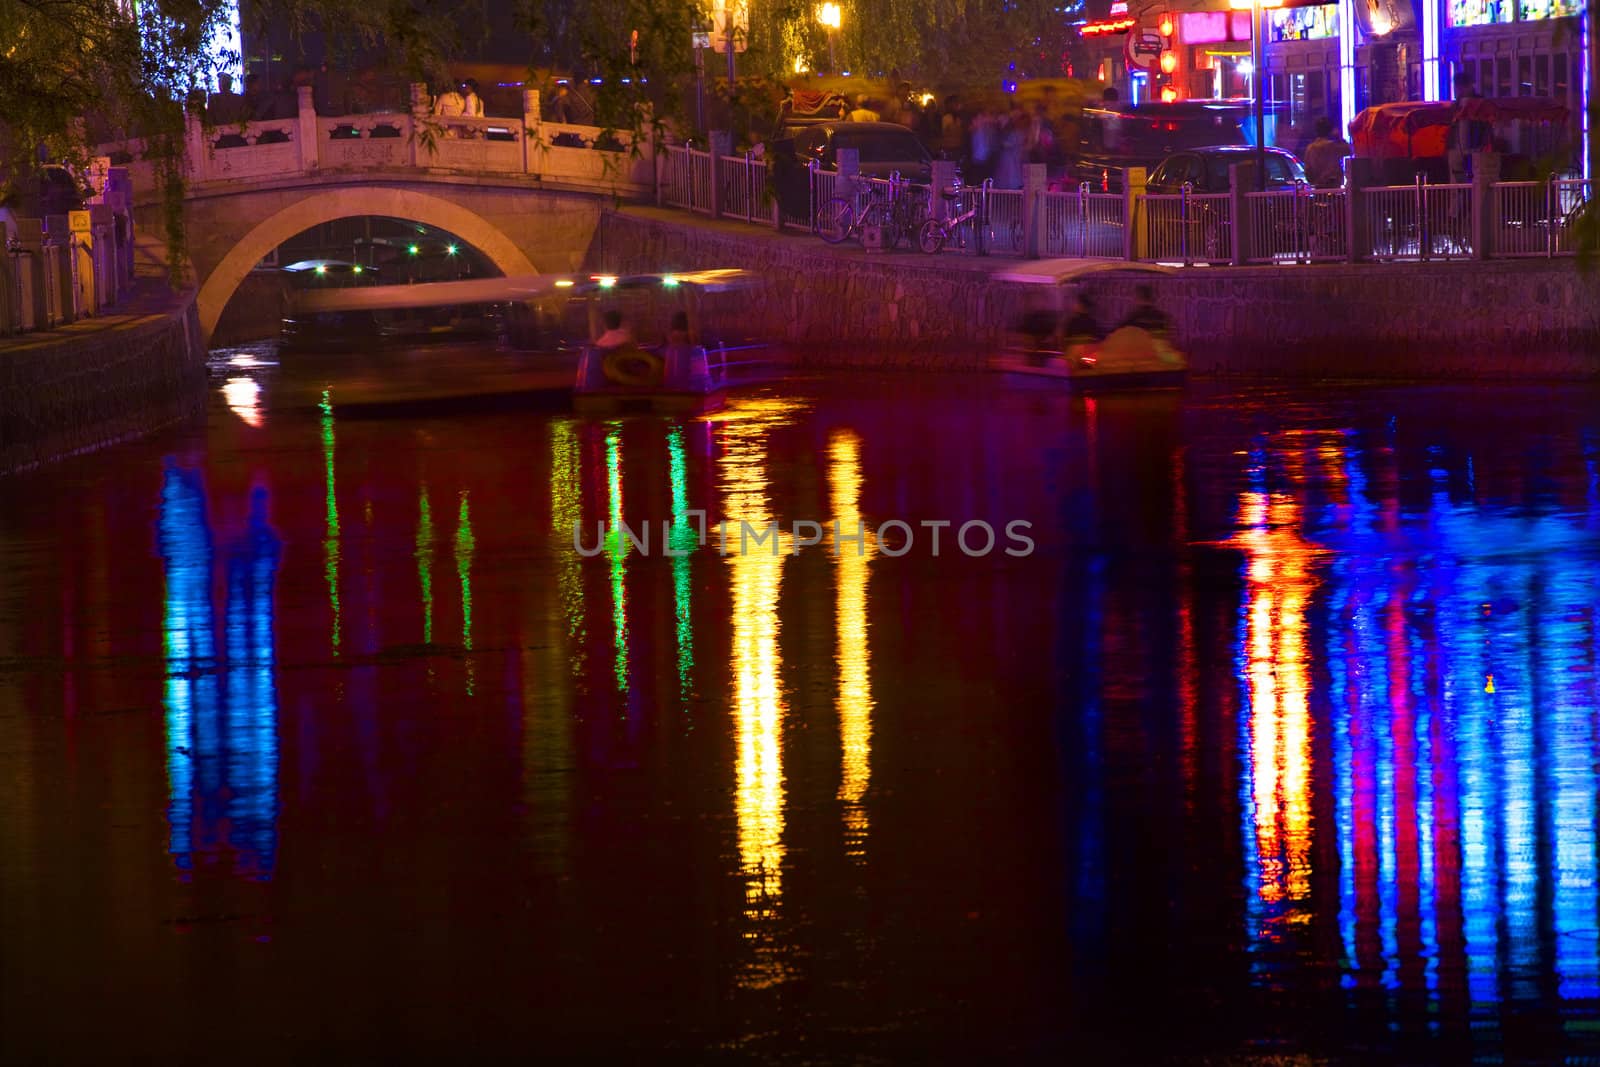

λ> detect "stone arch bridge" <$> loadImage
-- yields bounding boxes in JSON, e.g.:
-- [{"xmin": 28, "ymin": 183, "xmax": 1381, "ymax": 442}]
[{"xmin": 117, "ymin": 92, "xmax": 654, "ymax": 342}]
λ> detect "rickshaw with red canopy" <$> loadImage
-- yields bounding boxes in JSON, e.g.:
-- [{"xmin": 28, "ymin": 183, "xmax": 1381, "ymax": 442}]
[{"xmin": 1350, "ymin": 97, "xmax": 1572, "ymax": 183}]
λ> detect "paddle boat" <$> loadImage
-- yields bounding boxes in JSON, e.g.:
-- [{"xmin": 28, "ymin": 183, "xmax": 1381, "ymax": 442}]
[
  {"xmin": 571, "ymin": 270, "xmax": 753, "ymax": 417},
  {"xmin": 989, "ymin": 260, "xmax": 1188, "ymax": 390}
]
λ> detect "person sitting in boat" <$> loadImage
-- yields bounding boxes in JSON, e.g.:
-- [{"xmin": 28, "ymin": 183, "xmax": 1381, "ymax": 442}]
[
  {"xmin": 1118, "ymin": 284, "xmax": 1173, "ymax": 337},
  {"xmin": 666, "ymin": 310, "xmax": 692, "ymax": 347},
  {"xmin": 1016, "ymin": 302, "xmax": 1058, "ymax": 365},
  {"xmin": 595, "ymin": 310, "xmax": 664, "ymax": 388},
  {"xmin": 596, "ymin": 309, "xmax": 633, "ymax": 348},
  {"xmin": 1062, "ymin": 292, "xmax": 1101, "ymax": 346}
]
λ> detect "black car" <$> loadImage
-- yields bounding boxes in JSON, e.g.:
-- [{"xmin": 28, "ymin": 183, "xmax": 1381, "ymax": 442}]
[
  {"xmin": 1146, "ymin": 145, "xmax": 1308, "ymax": 194},
  {"xmin": 1069, "ymin": 102, "xmax": 1250, "ymax": 192},
  {"xmin": 786, "ymin": 121, "xmax": 935, "ymax": 183}
]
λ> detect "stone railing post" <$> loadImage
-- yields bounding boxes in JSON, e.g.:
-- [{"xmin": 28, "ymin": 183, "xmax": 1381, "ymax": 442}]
[
  {"xmin": 1023, "ymin": 162, "xmax": 1046, "ymax": 258},
  {"xmin": 708, "ymin": 130, "xmax": 733, "ymax": 218},
  {"xmin": 0, "ymin": 222, "xmax": 14, "ymax": 333},
  {"xmin": 931, "ymin": 160, "xmax": 958, "ymax": 221},
  {"xmin": 297, "ymin": 86, "xmax": 320, "ymax": 172},
  {"xmin": 1229, "ymin": 163, "xmax": 1248, "ymax": 265},
  {"xmin": 523, "ymin": 89, "xmax": 542, "ymax": 177},
  {"xmin": 1122, "ymin": 167, "xmax": 1147, "ymax": 261},
  {"xmin": 12, "ymin": 219, "xmax": 45, "ymax": 330},
  {"xmin": 89, "ymin": 206, "xmax": 115, "ymax": 307},
  {"xmin": 1472, "ymin": 151, "xmax": 1500, "ymax": 260},
  {"xmin": 409, "ymin": 82, "xmax": 430, "ymax": 167},
  {"xmin": 1346, "ymin": 156, "xmax": 1374, "ymax": 262},
  {"xmin": 184, "ymin": 108, "xmax": 208, "ymax": 183}
]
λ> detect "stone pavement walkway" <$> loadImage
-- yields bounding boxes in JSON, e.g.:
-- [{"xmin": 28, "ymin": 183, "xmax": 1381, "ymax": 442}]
[{"xmin": 0, "ymin": 279, "xmax": 191, "ymax": 358}]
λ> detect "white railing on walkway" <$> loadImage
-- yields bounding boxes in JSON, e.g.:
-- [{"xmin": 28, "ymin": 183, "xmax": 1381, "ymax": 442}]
[
  {"xmin": 653, "ymin": 146, "xmax": 1593, "ymax": 269},
  {"xmin": 1245, "ymin": 187, "xmax": 1348, "ymax": 263},
  {"xmin": 1365, "ymin": 181, "xmax": 1474, "ymax": 260},
  {"xmin": 1493, "ymin": 177, "xmax": 1592, "ymax": 257},
  {"xmin": 3, "ymin": 182, "xmax": 137, "ymax": 336},
  {"xmin": 1138, "ymin": 189, "xmax": 1232, "ymax": 264}
]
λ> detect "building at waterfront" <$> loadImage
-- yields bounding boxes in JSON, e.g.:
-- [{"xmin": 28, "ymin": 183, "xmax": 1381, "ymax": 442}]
[{"xmin": 1077, "ymin": 0, "xmax": 1590, "ymax": 172}]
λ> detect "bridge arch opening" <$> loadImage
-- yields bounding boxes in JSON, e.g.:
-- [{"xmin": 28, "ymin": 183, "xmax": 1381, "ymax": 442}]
[{"xmin": 196, "ymin": 187, "xmax": 540, "ymax": 343}]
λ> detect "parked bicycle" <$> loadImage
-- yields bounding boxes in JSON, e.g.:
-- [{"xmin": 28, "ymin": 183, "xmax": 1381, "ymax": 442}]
[
  {"xmin": 815, "ymin": 175, "xmax": 928, "ymax": 249},
  {"xmin": 916, "ymin": 184, "xmax": 989, "ymax": 255}
]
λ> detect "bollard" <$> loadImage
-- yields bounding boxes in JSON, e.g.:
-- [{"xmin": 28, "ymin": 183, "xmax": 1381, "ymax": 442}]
[{"xmin": 1123, "ymin": 167, "xmax": 1147, "ymax": 261}]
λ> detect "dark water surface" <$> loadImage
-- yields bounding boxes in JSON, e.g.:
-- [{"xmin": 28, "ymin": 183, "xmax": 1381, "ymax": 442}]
[{"xmin": 2, "ymin": 347, "xmax": 1598, "ymax": 1064}]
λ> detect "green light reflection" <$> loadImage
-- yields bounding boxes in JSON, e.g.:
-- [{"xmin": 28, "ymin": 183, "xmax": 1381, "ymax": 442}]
[
  {"xmin": 668, "ymin": 427, "xmax": 696, "ymax": 704},
  {"xmin": 320, "ymin": 390, "xmax": 341, "ymax": 654}
]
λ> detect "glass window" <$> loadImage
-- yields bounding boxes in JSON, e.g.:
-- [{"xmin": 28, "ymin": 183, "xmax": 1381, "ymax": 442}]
[
  {"xmin": 1554, "ymin": 52, "xmax": 1569, "ymax": 103},
  {"xmin": 1447, "ymin": 0, "xmax": 1512, "ymax": 26},
  {"xmin": 1519, "ymin": 0, "xmax": 1581, "ymax": 18},
  {"xmin": 1268, "ymin": 4, "xmax": 1340, "ymax": 40},
  {"xmin": 1535, "ymin": 54, "xmax": 1549, "ymax": 96},
  {"xmin": 1496, "ymin": 56, "xmax": 1511, "ymax": 97},
  {"xmin": 1517, "ymin": 55, "xmax": 1531, "ymax": 95}
]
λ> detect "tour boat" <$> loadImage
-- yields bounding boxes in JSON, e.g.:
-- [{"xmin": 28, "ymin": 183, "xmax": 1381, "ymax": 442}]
[
  {"xmin": 573, "ymin": 341, "xmax": 728, "ymax": 416},
  {"xmin": 571, "ymin": 269, "xmax": 756, "ymax": 417},
  {"xmin": 991, "ymin": 326, "xmax": 1188, "ymax": 390},
  {"xmin": 991, "ymin": 259, "xmax": 1187, "ymax": 390}
]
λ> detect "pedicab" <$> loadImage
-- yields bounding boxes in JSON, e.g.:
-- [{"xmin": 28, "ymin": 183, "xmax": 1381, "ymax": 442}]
[{"xmin": 1350, "ymin": 97, "xmax": 1572, "ymax": 184}]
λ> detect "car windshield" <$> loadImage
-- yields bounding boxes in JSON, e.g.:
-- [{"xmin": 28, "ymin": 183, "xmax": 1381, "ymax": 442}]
[
  {"xmin": 1094, "ymin": 112, "xmax": 1247, "ymax": 155},
  {"xmin": 831, "ymin": 130, "xmax": 929, "ymax": 163},
  {"xmin": 1203, "ymin": 152, "xmax": 1304, "ymax": 186}
]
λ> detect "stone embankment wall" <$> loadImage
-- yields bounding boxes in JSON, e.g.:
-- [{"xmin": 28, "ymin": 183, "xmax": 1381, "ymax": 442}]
[
  {"xmin": 0, "ymin": 294, "xmax": 205, "ymax": 474},
  {"xmin": 594, "ymin": 208, "xmax": 1600, "ymax": 379}
]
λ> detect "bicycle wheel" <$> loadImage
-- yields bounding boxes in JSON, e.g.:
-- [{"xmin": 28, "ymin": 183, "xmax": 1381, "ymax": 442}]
[
  {"xmin": 917, "ymin": 219, "xmax": 947, "ymax": 254},
  {"xmin": 816, "ymin": 198, "xmax": 854, "ymax": 244}
]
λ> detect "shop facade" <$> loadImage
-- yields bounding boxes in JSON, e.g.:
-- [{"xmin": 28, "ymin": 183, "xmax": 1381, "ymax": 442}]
[{"xmin": 1075, "ymin": 0, "xmax": 1589, "ymax": 170}]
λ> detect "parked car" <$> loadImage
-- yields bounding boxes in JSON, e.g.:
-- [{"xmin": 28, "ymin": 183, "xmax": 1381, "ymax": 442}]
[
  {"xmin": 1145, "ymin": 145, "xmax": 1308, "ymax": 194},
  {"xmin": 785, "ymin": 121, "xmax": 935, "ymax": 183},
  {"xmin": 1069, "ymin": 102, "xmax": 1250, "ymax": 192}
]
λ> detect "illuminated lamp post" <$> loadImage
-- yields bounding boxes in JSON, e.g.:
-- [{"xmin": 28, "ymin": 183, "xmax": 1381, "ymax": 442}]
[
  {"xmin": 1229, "ymin": 0, "xmax": 1283, "ymax": 189},
  {"xmin": 818, "ymin": 3, "xmax": 841, "ymax": 73}
]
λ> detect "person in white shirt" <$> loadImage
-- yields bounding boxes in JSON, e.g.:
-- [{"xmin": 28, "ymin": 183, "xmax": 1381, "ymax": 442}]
[
  {"xmin": 847, "ymin": 95, "xmax": 880, "ymax": 122},
  {"xmin": 596, "ymin": 310, "xmax": 633, "ymax": 348},
  {"xmin": 461, "ymin": 79, "xmax": 484, "ymax": 118}
]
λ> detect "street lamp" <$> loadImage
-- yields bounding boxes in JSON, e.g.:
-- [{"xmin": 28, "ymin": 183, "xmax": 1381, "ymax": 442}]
[
  {"xmin": 818, "ymin": 3, "xmax": 841, "ymax": 72},
  {"xmin": 1229, "ymin": 0, "xmax": 1282, "ymax": 189}
]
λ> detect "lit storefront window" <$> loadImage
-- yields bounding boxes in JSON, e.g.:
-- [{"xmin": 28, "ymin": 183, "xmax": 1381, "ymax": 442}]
[
  {"xmin": 1269, "ymin": 4, "xmax": 1341, "ymax": 41},
  {"xmin": 1447, "ymin": 0, "xmax": 1513, "ymax": 26},
  {"xmin": 1518, "ymin": 0, "xmax": 1580, "ymax": 18}
]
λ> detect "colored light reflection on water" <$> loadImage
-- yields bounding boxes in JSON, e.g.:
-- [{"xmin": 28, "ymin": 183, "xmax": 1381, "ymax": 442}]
[
  {"xmin": 157, "ymin": 465, "xmax": 281, "ymax": 879},
  {"xmin": 10, "ymin": 373, "xmax": 1600, "ymax": 1062},
  {"xmin": 718, "ymin": 398, "xmax": 799, "ymax": 989},
  {"xmin": 604, "ymin": 428, "xmax": 629, "ymax": 694},
  {"xmin": 1234, "ymin": 424, "xmax": 1600, "ymax": 1038},
  {"xmin": 667, "ymin": 426, "xmax": 697, "ymax": 705},
  {"xmin": 829, "ymin": 429, "xmax": 874, "ymax": 858},
  {"xmin": 1234, "ymin": 453, "xmax": 1319, "ymax": 952}
]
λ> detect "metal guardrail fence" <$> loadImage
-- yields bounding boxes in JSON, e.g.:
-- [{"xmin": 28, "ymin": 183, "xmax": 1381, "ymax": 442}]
[
  {"xmin": 1364, "ymin": 180, "xmax": 1474, "ymax": 260},
  {"xmin": 1138, "ymin": 188, "xmax": 1233, "ymax": 265},
  {"xmin": 653, "ymin": 145, "xmax": 1593, "ymax": 266},
  {"xmin": 1245, "ymin": 187, "xmax": 1348, "ymax": 263}
]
